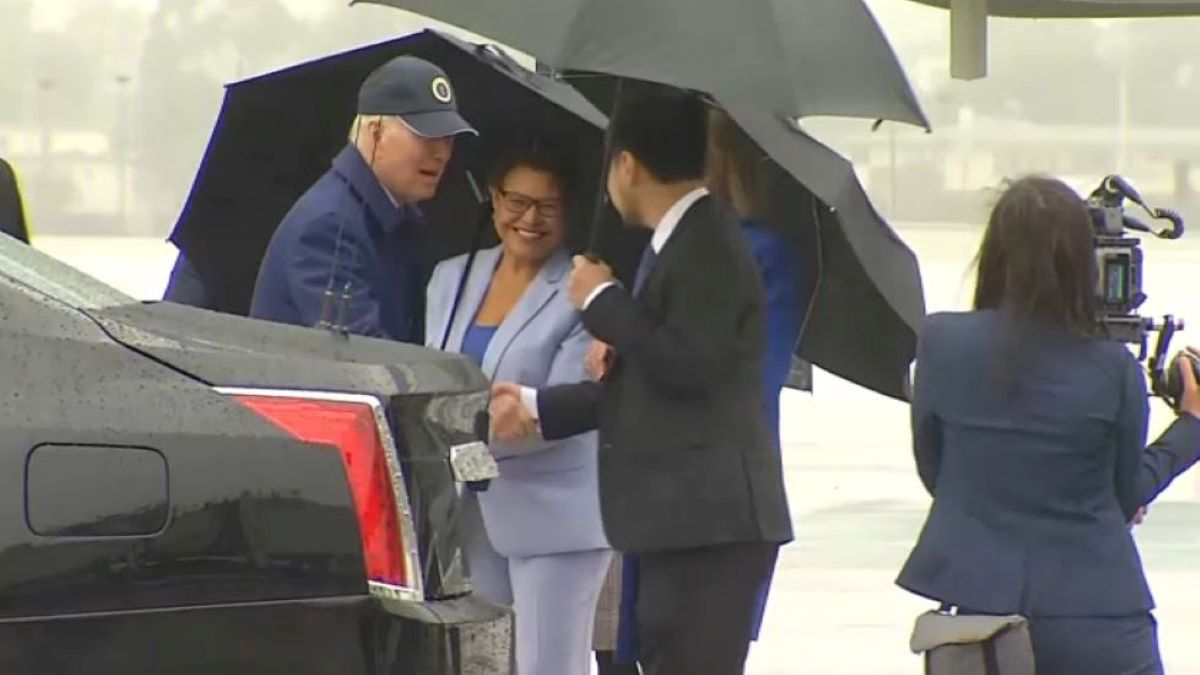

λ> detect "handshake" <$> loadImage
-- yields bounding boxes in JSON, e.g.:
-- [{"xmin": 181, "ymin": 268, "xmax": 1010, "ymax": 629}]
[
  {"xmin": 488, "ymin": 382, "xmax": 537, "ymax": 443},
  {"xmin": 488, "ymin": 340, "xmax": 613, "ymax": 443}
]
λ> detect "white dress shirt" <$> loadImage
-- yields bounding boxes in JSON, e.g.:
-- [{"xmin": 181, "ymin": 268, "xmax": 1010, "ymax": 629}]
[{"xmin": 519, "ymin": 187, "xmax": 710, "ymax": 419}]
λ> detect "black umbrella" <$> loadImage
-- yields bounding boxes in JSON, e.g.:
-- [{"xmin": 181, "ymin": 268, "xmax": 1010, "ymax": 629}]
[
  {"xmin": 169, "ymin": 29, "xmax": 626, "ymax": 316},
  {"xmin": 569, "ymin": 77, "xmax": 925, "ymax": 400},
  {"xmin": 906, "ymin": 0, "xmax": 1200, "ymax": 16},
  {"xmin": 352, "ymin": 0, "xmax": 930, "ymax": 129},
  {"xmin": 729, "ymin": 104, "xmax": 925, "ymax": 401}
]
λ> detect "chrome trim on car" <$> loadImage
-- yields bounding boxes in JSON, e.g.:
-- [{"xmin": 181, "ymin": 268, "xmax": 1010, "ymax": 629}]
[{"xmin": 215, "ymin": 387, "xmax": 424, "ymax": 603}]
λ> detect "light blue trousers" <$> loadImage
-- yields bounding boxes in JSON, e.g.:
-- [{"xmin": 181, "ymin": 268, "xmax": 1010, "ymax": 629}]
[{"xmin": 463, "ymin": 508, "xmax": 611, "ymax": 675}]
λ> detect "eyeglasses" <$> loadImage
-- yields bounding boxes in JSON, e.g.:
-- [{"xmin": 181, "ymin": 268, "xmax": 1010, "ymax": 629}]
[{"xmin": 498, "ymin": 189, "xmax": 563, "ymax": 221}]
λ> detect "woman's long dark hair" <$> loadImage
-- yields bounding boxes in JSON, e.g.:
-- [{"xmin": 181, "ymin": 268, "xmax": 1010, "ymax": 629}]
[{"xmin": 973, "ymin": 175, "xmax": 1100, "ymax": 392}]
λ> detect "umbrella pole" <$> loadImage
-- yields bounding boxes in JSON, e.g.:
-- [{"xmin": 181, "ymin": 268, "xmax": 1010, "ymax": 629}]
[
  {"xmin": 585, "ymin": 77, "xmax": 624, "ymax": 255},
  {"xmin": 440, "ymin": 172, "xmax": 492, "ymax": 351}
]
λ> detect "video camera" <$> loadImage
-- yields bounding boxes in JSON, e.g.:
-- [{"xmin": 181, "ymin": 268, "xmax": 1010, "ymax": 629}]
[{"xmin": 1085, "ymin": 175, "xmax": 1197, "ymax": 406}]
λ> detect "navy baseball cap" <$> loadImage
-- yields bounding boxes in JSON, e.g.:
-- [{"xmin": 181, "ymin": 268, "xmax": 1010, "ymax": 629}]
[{"xmin": 357, "ymin": 56, "xmax": 477, "ymax": 138}]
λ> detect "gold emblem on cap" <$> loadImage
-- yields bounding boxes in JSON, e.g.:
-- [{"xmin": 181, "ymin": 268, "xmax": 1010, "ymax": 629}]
[{"xmin": 431, "ymin": 76, "xmax": 453, "ymax": 103}]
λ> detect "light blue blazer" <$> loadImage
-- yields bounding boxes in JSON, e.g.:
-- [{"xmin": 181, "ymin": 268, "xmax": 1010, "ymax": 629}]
[{"xmin": 426, "ymin": 246, "xmax": 608, "ymax": 558}]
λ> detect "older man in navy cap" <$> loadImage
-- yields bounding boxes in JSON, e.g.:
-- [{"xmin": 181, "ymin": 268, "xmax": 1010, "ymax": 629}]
[{"xmin": 250, "ymin": 56, "xmax": 476, "ymax": 342}]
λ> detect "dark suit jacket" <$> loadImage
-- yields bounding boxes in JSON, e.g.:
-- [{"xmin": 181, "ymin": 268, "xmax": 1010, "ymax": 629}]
[
  {"xmin": 538, "ymin": 195, "xmax": 793, "ymax": 554},
  {"xmin": 250, "ymin": 144, "xmax": 426, "ymax": 343},
  {"xmin": 897, "ymin": 310, "xmax": 1200, "ymax": 616}
]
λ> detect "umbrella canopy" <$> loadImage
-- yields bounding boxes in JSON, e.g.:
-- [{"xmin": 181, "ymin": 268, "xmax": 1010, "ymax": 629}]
[
  {"xmin": 727, "ymin": 103, "xmax": 925, "ymax": 400},
  {"xmin": 352, "ymin": 0, "xmax": 930, "ymax": 129},
  {"xmin": 169, "ymin": 29, "xmax": 618, "ymax": 315},
  {"xmin": 568, "ymin": 76, "xmax": 925, "ymax": 400},
  {"xmin": 906, "ymin": 0, "xmax": 1200, "ymax": 16}
]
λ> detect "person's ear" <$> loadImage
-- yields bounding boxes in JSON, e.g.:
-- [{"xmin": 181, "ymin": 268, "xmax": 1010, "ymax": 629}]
[{"xmin": 615, "ymin": 150, "xmax": 637, "ymax": 184}]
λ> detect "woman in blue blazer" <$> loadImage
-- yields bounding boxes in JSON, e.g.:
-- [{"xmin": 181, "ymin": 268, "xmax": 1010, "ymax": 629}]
[
  {"xmin": 899, "ymin": 175, "xmax": 1200, "ymax": 675},
  {"xmin": 708, "ymin": 109, "xmax": 805, "ymax": 641},
  {"xmin": 426, "ymin": 140, "xmax": 609, "ymax": 675}
]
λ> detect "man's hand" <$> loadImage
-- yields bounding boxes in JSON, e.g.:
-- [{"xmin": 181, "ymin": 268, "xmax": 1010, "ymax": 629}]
[
  {"xmin": 585, "ymin": 340, "xmax": 615, "ymax": 381},
  {"xmin": 568, "ymin": 255, "xmax": 615, "ymax": 309},
  {"xmin": 1130, "ymin": 506, "xmax": 1148, "ymax": 528},
  {"xmin": 1178, "ymin": 347, "xmax": 1200, "ymax": 420},
  {"xmin": 490, "ymin": 382, "xmax": 537, "ymax": 443}
]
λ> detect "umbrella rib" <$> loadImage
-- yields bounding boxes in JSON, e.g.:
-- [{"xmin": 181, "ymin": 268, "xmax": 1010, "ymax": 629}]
[{"xmin": 551, "ymin": 0, "xmax": 592, "ymax": 72}]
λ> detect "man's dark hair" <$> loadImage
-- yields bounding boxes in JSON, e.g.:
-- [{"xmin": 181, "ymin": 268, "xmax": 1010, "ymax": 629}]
[{"xmin": 609, "ymin": 89, "xmax": 708, "ymax": 183}]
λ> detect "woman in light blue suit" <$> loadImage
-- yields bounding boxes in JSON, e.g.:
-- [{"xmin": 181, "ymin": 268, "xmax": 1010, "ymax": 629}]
[{"xmin": 426, "ymin": 139, "xmax": 610, "ymax": 675}]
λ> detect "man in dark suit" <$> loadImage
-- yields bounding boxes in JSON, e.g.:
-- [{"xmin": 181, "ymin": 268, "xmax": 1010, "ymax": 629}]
[{"xmin": 491, "ymin": 90, "xmax": 793, "ymax": 675}]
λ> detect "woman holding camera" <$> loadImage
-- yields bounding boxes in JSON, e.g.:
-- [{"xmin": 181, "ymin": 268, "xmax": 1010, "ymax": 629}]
[{"xmin": 897, "ymin": 175, "xmax": 1200, "ymax": 674}]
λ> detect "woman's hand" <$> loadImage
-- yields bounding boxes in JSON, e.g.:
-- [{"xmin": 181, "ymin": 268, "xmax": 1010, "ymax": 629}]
[
  {"xmin": 1178, "ymin": 348, "xmax": 1200, "ymax": 421},
  {"xmin": 585, "ymin": 340, "xmax": 614, "ymax": 381}
]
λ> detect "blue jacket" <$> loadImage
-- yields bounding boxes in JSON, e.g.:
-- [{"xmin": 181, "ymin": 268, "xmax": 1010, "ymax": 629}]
[
  {"xmin": 250, "ymin": 144, "xmax": 427, "ymax": 343},
  {"xmin": 162, "ymin": 252, "xmax": 211, "ymax": 309},
  {"xmin": 742, "ymin": 220, "xmax": 805, "ymax": 444},
  {"xmin": 898, "ymin": 310, "xmax": 1200, "ymax": 616},
  {"xmin": 426, "ymin": 246, "xmax": 606, "ymax": 558}
]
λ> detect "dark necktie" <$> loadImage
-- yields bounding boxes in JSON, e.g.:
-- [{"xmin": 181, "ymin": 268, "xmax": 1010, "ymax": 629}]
[{"xmin": 632, "ymin": 244, "xmax": 657, "ymax": 296}]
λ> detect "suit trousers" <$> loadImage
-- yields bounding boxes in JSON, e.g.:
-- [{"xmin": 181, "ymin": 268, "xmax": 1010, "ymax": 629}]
[
  {"xmin": 635, "ymin": 542, "xmax": 778, "ymax": 675},
  {"xmin": 1028, "ymin": 613, "xmax": 1162, "ymax": 675},
  {"xmin": 464, "ymin": 512, "xmax": 611, "ymax": 675}
]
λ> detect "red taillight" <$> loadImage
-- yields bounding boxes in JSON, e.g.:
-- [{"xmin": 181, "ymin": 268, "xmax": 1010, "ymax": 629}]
[{"xmin": 234, "ymin": 394, "xmax": 409, "ymax": 589}]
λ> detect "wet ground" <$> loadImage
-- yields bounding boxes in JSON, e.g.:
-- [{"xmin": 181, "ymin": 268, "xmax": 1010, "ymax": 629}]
[
  {"xmin": 39, "ymin": 225, "xmax": 1200, "ymax": 675},
  {"xmin": 745, "ymin": 225, "xmax": 1200, "ymax": 675}
]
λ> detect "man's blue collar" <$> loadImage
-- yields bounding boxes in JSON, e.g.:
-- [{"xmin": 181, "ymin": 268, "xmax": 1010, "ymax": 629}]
[{"xmin": 331, "ymin": 144, "xmax": 424, "ymax": 235}]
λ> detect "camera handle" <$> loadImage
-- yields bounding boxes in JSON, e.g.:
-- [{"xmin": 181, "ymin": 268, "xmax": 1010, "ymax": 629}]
[
  {"xmin": 1099, "ymin": 174, "xmax": 1186, "ymax": 240},
  {"xmin": 1147, "ymin": 314, "xmax": 1185, "ymax": 399}
]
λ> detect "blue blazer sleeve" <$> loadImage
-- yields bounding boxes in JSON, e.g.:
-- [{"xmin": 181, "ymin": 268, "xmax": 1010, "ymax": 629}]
[
  {"xmin": 162, "ymin": 252, "xmax": 210, "ymax": 309},
  {"xmin": 287, "ymin": 214, "xmax": 388, "ymax": 338},
  {"xmin": 746, "ymin": 227, "xmax": 804, "ymax": 399},
  {"xmin": 1114, "ymin": 353, "xmax": 1200, "ymax": 519},
  {"xmin": 1115, "ymin": 354, "xmax": 1150, "ymax": 518},
  {"xmin": 910, "ymin": 319, "xmax": 943, "ymax": 496}
]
